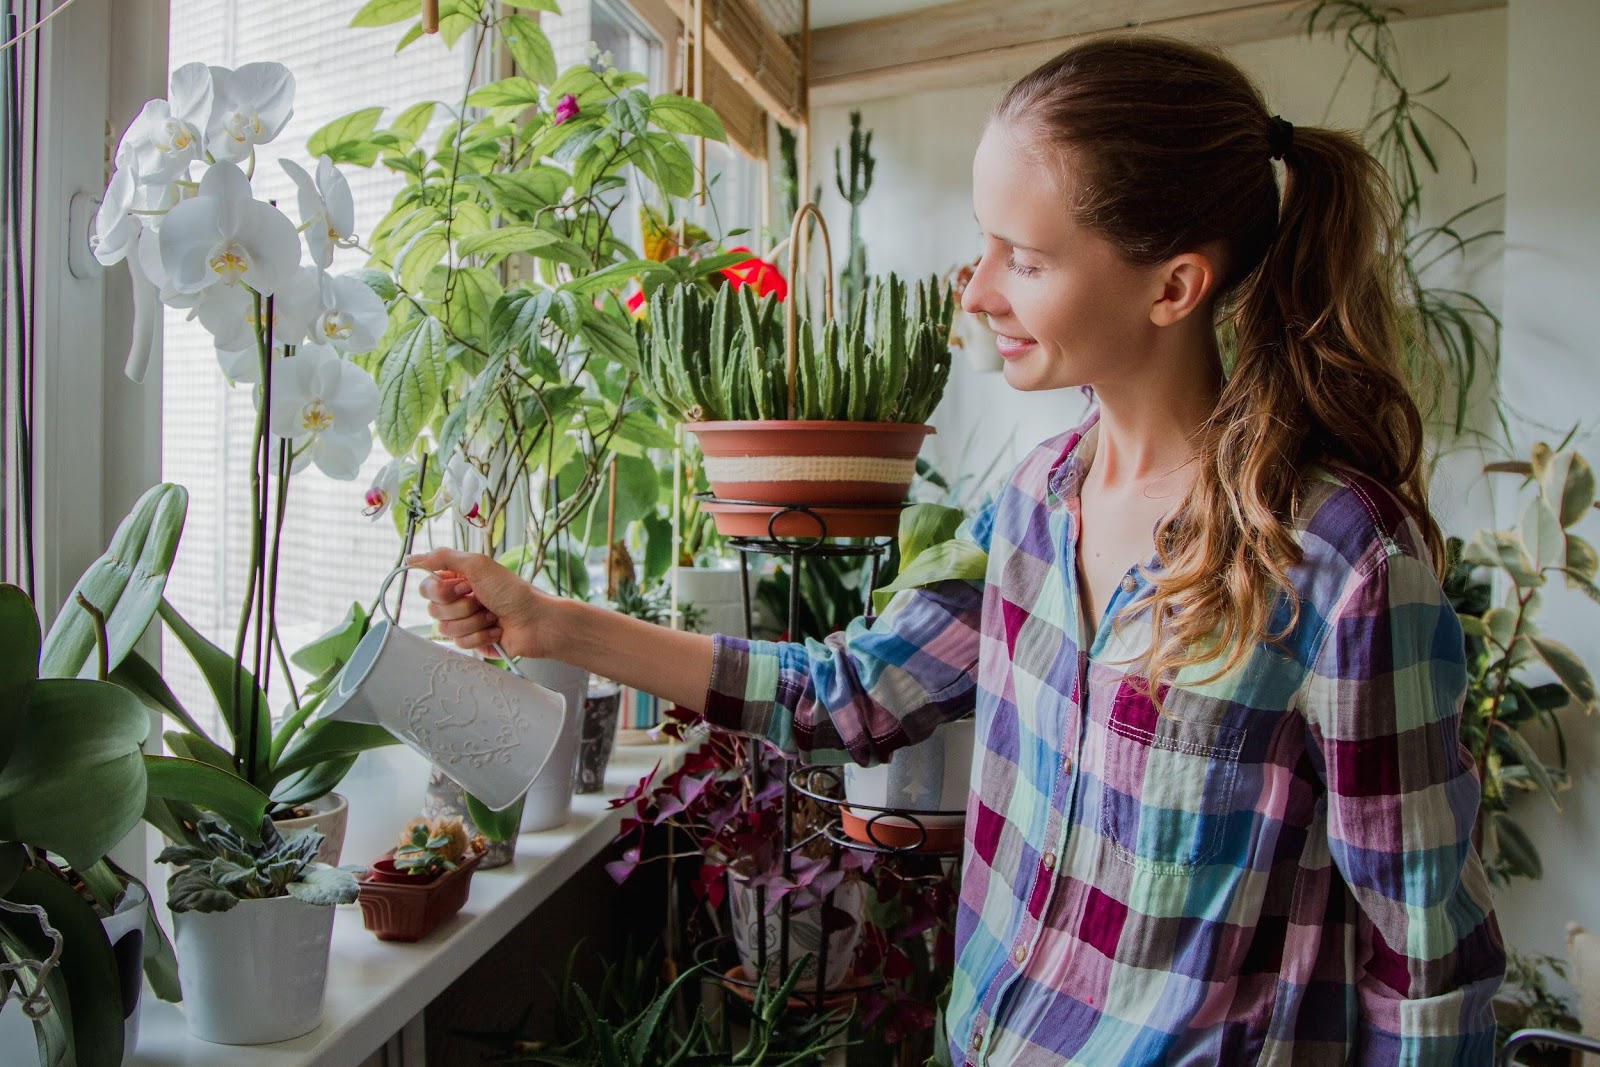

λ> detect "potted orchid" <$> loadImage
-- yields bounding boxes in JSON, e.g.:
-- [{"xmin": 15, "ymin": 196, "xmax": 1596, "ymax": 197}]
[{"xmin": 325, "ymin": 2, "xmax": 745, "ymax": 832}]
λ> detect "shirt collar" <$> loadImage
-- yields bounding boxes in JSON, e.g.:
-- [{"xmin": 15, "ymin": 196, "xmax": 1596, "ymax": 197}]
[{"xmin": 1046, "ymin": 408, "xmax": 1100, "ymax": 504}]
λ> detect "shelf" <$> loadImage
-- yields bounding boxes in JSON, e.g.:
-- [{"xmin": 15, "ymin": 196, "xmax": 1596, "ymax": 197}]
[{"xmin": 129, "ymin": 742, "xmax": 684, "ymax": 1067}]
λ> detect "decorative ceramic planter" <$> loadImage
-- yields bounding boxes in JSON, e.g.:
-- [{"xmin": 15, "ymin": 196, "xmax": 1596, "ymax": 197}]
[
  {"xmin": 172, "ymin": 894, "xmax": 335, "ymax": 1045},
  {"xmin": 687, "ymin": 421, "xmax": 933, "ymax": 536},
  {"xmin": 727, "ymin": 872, "xmax": 863, "ymax": 991},
  {"xmin": 356, "ymin": 850, "xmax": 482, "ymax": 942},
  {"xmin": 0, "ymin": 880, "xmax": 150, "ymax": 1065},
  {"xmin": 516, "ymin": 659, "xmax": 589, "ymax": 832},
  {"xmin": 576, "ymin": 679, "xmax": 621, "ymax": 794},
  {"xmin": 270, "ymin": 791, "xmax": 348, "ymax": 865},
  {"xmin": 842, "ymin": 717, "xmax": 974, "ymax": 852},
  {"xmin": 673, "ymin": 565, "xmax": 747, "ymax": 637}
]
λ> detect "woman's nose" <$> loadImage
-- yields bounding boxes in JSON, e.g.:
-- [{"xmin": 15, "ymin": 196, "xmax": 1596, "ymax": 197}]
[{"xmin": 961, "ymin": 255, "xmax": 1006, "ymax": 319}]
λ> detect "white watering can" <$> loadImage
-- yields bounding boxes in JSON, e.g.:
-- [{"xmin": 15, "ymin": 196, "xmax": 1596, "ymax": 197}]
[{"xmin": 317, "ymin": 565, "xmax": 569, "ymax": 811}]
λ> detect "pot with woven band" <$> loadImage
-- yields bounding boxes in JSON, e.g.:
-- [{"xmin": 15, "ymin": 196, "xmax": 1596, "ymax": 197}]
[{"xmin": 639, "ymin": 203, "xmax": 954, "ymax": 540}]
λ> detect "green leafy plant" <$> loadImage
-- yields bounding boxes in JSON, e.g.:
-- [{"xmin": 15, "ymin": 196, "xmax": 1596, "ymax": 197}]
[
  {"xmin": 639, "ymin": 276, "xmax": 954, "ymax": 424},
  {"xmin": 1304, "ymin": 0, "xmax": 1504, "ymax": 438},
  {"xmin": 0, "ymin": 582, "xmax": 183, "ymax": 1065},
  {"xmin": 1444, "ymin": 443, "xmax": 1598, "ymax": 883},
  {"xmin": 333, "ymin": 1, "xmax": 738, "ymax": 591},
  {"xmin": 392, "ymin": 816, "xmax": 473, "ymax": 878},
  {"xmin": 1494, "ymin": 950, "xmax": 1583, "ymax": 1056},
  {"xmin": 157, "ymin": 813, "xmax": 359, "ymax": 914}
]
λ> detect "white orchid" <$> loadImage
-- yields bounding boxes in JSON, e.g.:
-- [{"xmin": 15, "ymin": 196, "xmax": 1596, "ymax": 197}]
[
  {"xmin": 269, "ymin": 347, "xmax": 379, "ymax": 480},
  {"xmin": 439, "ymin": 454, "xmax": 488, "ymax": 527},
  {"xmin": 206, "ymin": 63, "xmax": 295, "ymax": 164},
  {"xmin": 304, "ymin": 272, "xmax": 387, "ymax": 354},
  {"xmin": 281, "ymin": 157, "xmax": 355, "ymax": 269},
  {"xmin": 116, "ymin": 62, "xmax": 213, "ymax": 186},
  {"xmin": 158, "ymin": 161, "xmax": 301, "ymax": 297},
  {"xmin": 94, "ymin": 170, "xmax": 145, "ymax": 268},
  {"xmin": 364, "ymin": 459, "xmax": 402, "ymax": 520},
  {"xmin": 195, "ymin": 265, "xmax": 318, "ymax": 356}
]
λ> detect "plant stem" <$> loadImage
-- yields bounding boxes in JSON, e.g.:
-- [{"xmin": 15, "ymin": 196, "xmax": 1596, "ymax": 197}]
[
  {"xmin": 75, "ymin": 592, "xmax": 109, "ymax": 681},
  {"xmin": 233, "ymin": 293, "xmax": 271, "ymax": 779}
]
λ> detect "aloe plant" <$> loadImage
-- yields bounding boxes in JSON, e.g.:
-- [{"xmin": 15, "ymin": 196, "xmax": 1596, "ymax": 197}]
[{"xmin": 640, "ymin": 275, "xmax": 954, "ymax": 425}]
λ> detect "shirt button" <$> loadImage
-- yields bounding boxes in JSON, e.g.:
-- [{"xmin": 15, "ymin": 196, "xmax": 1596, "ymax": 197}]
[
  {"xmin": 1043, "ymin": 852, "xmax": 1056, "ymax": 871},
  {"xmin": 1063, "ymin": 754, "xmax": 1074, "ymax": 774},
  {"xmin": 973, "ymin": 1034, "xmax": 984, "ymax": 1051},
  {"xmin": 1013, "ymin": 944, "xmax": 1027, "ymax": 964},
  {"xmin": 1120, "ymin": 574, "xmax": 1137, "ymax": 593}
]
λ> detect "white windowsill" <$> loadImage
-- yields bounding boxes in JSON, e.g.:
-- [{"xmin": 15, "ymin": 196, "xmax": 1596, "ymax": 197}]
[{"xmin": 130, "ymin": 741, "xmax": 681, "ymax": 1067}]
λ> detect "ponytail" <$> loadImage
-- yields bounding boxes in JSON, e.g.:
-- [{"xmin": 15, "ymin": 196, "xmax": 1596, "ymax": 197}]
[{"xmin": 994, "ymin": 37, "xmax": 1440, "ymax": 689}]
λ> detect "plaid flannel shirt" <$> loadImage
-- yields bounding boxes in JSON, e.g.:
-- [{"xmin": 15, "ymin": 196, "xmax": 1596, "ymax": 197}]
[{"xmin": 704, "ymin": 412, "xmax": 1504, "ymax": 1065}]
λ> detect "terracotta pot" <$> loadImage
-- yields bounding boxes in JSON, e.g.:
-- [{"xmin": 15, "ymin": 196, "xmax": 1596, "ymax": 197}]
[
  {"xmin": 365, "ymin": 857, "xmax": 438, "ymax": 885},
  {"xmin": 271, "ymin": 791, "xmax": 348, "ymax": 866},
  {"xmin": 687, "ymin": 421, "xmax": 933, "ymax": 512},
  {"xmin": 357, "ymin": 850, "xmax": 482, "ymax": 942}
]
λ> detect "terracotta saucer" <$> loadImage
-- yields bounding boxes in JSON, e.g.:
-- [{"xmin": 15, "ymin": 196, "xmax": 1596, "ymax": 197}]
[{"xmin": 840, "ymin": 809, "xmax": 965, "ymax": 854}]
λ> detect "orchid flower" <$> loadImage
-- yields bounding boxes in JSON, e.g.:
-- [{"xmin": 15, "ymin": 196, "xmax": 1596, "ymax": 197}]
[
  {"xmin": 364, "ymin": 459, "xmax": 402, "ymax": 520},
  {"xmin": 158, "ymin": 161, "xmax": 301, "ymax": 297},
  {"xmin": 195, "ymin": 265, "xmax": 318, "ymax": 356},
  {"xmin": 281, "ymin": 156, "xmax": 355, "ymax": 269},
  {"xmin": 268, "ymin": 347, "xmax": 379, "ymax": 480},
  {"xmin": 116, "ymin": 62, "xmax": 213, "ymax": 186},
  {"xmin": 303, "ymin": 272, "xmax": 387, "ymax": 354},
  {"xmin": 205, "ymin": 62, "xmax": 296, "ymax": 164},
  {"xmin": 439, "ymin": 454, "xmax": 487, "ymax": 527}
]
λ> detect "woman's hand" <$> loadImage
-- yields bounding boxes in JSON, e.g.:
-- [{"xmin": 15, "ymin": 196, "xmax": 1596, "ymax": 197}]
[{"xmin": 405, "ymin": 549, "xmax": 554, "ymax": 661}]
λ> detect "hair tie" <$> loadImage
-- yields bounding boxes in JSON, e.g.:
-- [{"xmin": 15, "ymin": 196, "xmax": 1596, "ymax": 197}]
[{"xmin": 1267, "ymin": 115, "xmax": 1295, "ymax": 161}]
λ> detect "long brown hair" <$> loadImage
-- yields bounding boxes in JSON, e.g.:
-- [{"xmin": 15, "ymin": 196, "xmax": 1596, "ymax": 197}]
[{"xmin": 993, "ymin": 36, "xmax": 1442, "ymax": 687}]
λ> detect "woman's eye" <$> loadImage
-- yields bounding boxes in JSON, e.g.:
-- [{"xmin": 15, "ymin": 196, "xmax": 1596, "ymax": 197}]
[{"xmin": 1006, "ymin": 254, "xmax": 1040, "ymax": 278}]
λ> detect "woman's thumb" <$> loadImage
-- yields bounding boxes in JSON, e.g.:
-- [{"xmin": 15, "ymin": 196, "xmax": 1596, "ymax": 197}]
[{"xmin": 406, "ymin": 548, "xmax": 484, "ymax": 579}]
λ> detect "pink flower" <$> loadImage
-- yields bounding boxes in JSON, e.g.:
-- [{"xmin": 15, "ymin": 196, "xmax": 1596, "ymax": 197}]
[{"xmin": 553, "ymin": 93, "xmax": 579, "ymax": 125}]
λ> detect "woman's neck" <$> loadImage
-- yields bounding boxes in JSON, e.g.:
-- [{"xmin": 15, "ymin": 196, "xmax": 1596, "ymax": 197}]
[{"xmin": 1086, "ymin": 328, "xmax": 1223, "ymax": 495}]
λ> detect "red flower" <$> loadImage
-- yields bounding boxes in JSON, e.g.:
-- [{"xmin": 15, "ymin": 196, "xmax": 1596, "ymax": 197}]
[
  {"xmin": 718, "ymin": 246, "xmax": 787, "ymax": 300},
  {"xmin": 553, "ymin": 93, "xmax": 579, "ymax": 125}
]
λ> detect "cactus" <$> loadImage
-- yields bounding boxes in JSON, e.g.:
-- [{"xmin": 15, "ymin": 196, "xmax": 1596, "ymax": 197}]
[
  {"xmin": 834, "ymin": 110, "xmax": 876, "ymax": 320},
  {"xmin": 642, "ymin": 274, "xmax": 954, "ymax": 424}
]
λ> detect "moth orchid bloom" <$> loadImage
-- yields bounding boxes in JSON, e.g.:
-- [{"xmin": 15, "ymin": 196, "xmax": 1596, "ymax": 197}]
[
  {"xmin": 269, "ymin": 346, "xmax": 379, "ymax": 481},
  {"xmin": 281, "ymin": 156, "xmax": 355, "ymax": 269},
  {"xmin": 196, "ymin": 265, "xmax": 318, "ymax": 357},
  {"xmin": 364, "ymin": 459, "xmax": 402, "ymax": 520},
  {"xmin": 205, "ymin": 62, "xmax": 296, "ymax": 164},
  {"xmin": 116, "ymin": 62, "xmax": 213, "ymax": 186},
  {"xmin": 159, "ymin": 161, "xmax": 302, "ymax": 298},
  {"xmin": 303, "ymin": 271, "xmax": 387, "ymax": 354},
  {"xmin": 440, "ymin": 454, "xmax": 488, "ymax": 528}
]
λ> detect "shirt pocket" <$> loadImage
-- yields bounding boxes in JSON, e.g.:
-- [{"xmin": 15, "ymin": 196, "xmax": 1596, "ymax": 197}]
[{"xmin": 1098, "ymin": 682, "xmax": 1246, "ymax": 874}]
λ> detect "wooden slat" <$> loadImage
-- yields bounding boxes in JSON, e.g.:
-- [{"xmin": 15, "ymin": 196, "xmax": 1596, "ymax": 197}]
[
  {"xmin": 808, "ymin": 0, "xmax": 1506, "ymax": 106},
  {"xmin": 707, "ymin": 58, "xmax": 770, "ymax": 159},
  {"xmin": 630, "ymin": 0, "xmax": 805, "ymax": 127}
]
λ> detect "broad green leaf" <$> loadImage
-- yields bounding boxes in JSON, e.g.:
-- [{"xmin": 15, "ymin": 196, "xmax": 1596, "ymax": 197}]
[
  {"xmin": 269, "ymin": 720, "xmax": 397, "ymax": 786},
  {"xmin": 307, "ymin": 107, "xmax": 386, "ymax": 167},
  {"xmin": 1519, "ymin": 496, "xmax": 1565, "ymax": 572},
  {"xmin": 1541, "ymin": 450, "xmax": 1596, "ymax": 528},
  {"xmin": 156, "ymin": 599, "xmax": 271, "ymax": 780},
  {"xmin": 377, "ymin": 316, "xmax": 446, "ymax": 455},
  {"xmin": 40, "ymin": 483, "xmax": 188, "ymax": 680},
  {"xmin": 607, "ymin": 90, "xmax": 651, "ymax": 137},
  {"xmin": 0, "ymin": 679, "xmax": 148, "ymax": 871},
  {"xmin": 1494, "ymin": 724, "xmax": 1561, "ymax": 811},
  {"xmin": 458, "ymin": 224, "xmax": 561, "ymax": 259},
  {"xmin": 143, "ymin": 755, "xmax": 271, "ymax": 841},
  {"xmin": 897, "ymin": 504, "xmax": 966, "ymax": 567},
  {"xmin": 287, "ymin": 865, "xmax": 360, "ymax": 906},
  {"xmin": 290, "ymin": 601, "xmax": 370, "ymax": 677},
  {"xmin": 1492, "ymin": 811, "xmax": 1542, "ymax": 878},
  {"xmin": 466, "ymin": 77, "xmax": 543, "ymax": 109},
  {"xmin": 398, "ymin": 226, "xmax": 451, "ymax": 293},
  {"xmin": 1485, "ymin": 531, "xmax": 1542, "ymax": 588},
  {"xmin": 270, "ymin": 755, "xmax": 358, "ymax": 809},
  {"xmin": 614, "ymin": 410, "xmax": 676, "ymax": 452},
  {"xmin": 474, "ymin": 168, "xmax": 568, "ymax": 218},
  {"xmin": 648, "ymin": 94, "xmax": 727, "ymax": 141},
  {"xmin": 1531, "ymin": 635, "xmax": 1596, "ymax": 710},
  {"xmin": 490, "ymin": 288, "xmax": 555, "ymax": 351},
  {"xmin": 164, "ymin": 729, "xmax": 235, "ymax": 773},
  {"xmin": 0, "ymin": 584, "xmax": 40, "ymax": 771},
  {"xmin": 5, "ymin": 867, "xmax": 125, "ymax": 1067},
  {"xmin": 502, "ymin": 13, "xmax": 556, "ymax": 85},
  {"xmin": 1483, "ymin": 606, "xmax": 1517, "ymax": 651},
  {"xmin": 577, "ymin": 302, "xmax": 641, "ymax": 371},
  {"xmin": 465, "ymin": 790, "xmax": 522, "ymax": 841},
  {"xmin": 1566, "ymin": 534, "xmax": 1599, "ymax": 585},
  {"xmin": 1456, "ymin": 614, "xmax": 1490, "ymax": 639},
  {"xmin": 388, "ymin": 101, "xmax": 437, "ymax": 149},
  {"xmin": 350, "ymin": 0, "xmax": 418, "ymax": 26},
  {"xmin": 446, "ymin": 267, "xmax": 504, "ymax": 344},
  {"xmin": 873, "ymin": 540, "xmax": 988, "ymax": 615},
  {"xmin": 109, "ymin": 648, "xmax": 208, "ymax": 738}
]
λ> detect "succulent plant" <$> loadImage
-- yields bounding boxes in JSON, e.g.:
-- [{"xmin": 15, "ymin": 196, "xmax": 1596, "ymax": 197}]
[
  {"xmin": 393, "ymin": 816, "xmax": 474, "ymax": 878},
  {"xmin": 640, "ymin": 275, "xmax": 954, "ymax": 425},
  {"xmin": 156, "ymin": 813, "xmax": 359, "ymax": 913}
]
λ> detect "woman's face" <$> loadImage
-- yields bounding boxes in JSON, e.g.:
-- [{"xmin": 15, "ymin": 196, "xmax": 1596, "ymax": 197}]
[{"xmin": 962, "ymin": 121, "xmax": 1167, "ymax": 394}]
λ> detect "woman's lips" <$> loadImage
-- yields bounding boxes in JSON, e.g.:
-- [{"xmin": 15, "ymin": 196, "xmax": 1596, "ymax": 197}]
[{"xmin": 993, "ymin": 332, "xmax": 1037, "ymax": 360}]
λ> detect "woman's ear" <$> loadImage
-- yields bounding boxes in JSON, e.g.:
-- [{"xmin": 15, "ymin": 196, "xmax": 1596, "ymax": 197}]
[{"xmin": 1149, "ymin": 250, "xmax": 1220, "ymax": 327}]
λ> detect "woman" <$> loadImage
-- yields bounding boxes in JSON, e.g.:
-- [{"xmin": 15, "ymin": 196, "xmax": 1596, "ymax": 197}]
[{"xmin": 411, "ymin": 36, "xmax": 1504, "ymax": 1066}]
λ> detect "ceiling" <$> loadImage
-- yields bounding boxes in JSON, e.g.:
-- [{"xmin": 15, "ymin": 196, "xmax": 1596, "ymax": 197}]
[{"xmin": 802, "ymin": 0, "xmax": 954, "ymax": 30}]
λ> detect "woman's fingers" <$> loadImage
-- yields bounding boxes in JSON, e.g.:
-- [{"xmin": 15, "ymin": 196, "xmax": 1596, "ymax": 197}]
[{"xmin": 453, "ymin": 626, "xmax": 504, "ymax": 651}]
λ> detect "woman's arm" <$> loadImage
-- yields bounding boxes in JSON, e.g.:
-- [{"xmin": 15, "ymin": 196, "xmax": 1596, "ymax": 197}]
[{"xmin": 1300, "ymin": 547, "xmax": 1505, "ymax": 1065}]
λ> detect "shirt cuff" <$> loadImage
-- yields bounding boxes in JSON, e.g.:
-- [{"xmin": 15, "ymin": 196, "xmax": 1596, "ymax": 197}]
[{"xmin": 703, "ymin": 634, "xmax": 777, "ymax": 733}]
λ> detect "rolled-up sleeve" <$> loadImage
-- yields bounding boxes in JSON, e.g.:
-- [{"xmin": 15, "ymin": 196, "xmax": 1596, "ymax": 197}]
[{"xmin": 1300, "ymin": 547, "xmax": 1505, "ymax": 1064}]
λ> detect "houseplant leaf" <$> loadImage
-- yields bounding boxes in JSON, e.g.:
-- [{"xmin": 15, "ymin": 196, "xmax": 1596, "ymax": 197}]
[
  {"xmin": 1531, "ymin": 635, "xmax": 1596, "ymax": 710},
  {"xmin": 269, "ymin": 719, "xmax": 397, "ymax": 787},
  {"xmin": 0, "ymin": 583, "xmax": 41, "ymax": 771},
  {"xmin": 108, "ymin": 648, "xmax": 208, "ymax": 738},
  {"xmin": 286, "ymin": 865, "xmax": 359, "ymax": 907},
  {"xmin": 289, "ymin": 601, "xmax": 369, "ymax": 677},
  {"xmin": 1518, "ymin": 497, "xmax": 1565, "ymax": 572},
  {"xmin": 40, "ymin": 482, "xmax": 188, "ymax": 680},
  {"xmin": 156, "ymin": 599, "xmax": 271, "ymax": 782},
  {"xmin": 143, "ymin": 755, "xmax": 271, "ymax": 841},
  {"xmin": 1541, "ymin": 450, "xmax": 1596, "ymax": 528}
]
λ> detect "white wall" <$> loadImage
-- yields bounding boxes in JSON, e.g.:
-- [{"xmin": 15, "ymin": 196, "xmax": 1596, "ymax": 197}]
[{"xmin": 808, "ymin": 4, "xmax": 1600, "ymax": 969}]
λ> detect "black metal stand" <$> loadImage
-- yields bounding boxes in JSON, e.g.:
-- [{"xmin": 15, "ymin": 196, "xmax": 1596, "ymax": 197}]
[{"xmin": 706, "ymin": 495, "xmax": 965, "ymax": 1018}]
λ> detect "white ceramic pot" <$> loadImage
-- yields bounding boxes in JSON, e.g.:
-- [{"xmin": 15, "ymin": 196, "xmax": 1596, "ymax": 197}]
[
  {"xmin": 270, "ymin": 792, "xmax": 348, "ymax": 865},
  {"xmin": 953, "ymin": 309, "xmax": 1003, "ymax": 372},
  {"xmin": 338, "ymin": 744, "xmax": 433, "ymax": 871},
  {"xmin": 319, "ymin": 615, "xmax": 568, "ymax": 812},
  {"xmin": 728, "ymin": 873, "xmax": 863, "ymax": 991},
  {"xmin": 673, "ymin": 565, "xmax": 747, "ymax": 637},
  {"xmin": 0, "ymin": 881, "xmax": 150, "ymax": 1065},
  {"xmin": 173, "ymin": 895, "xmax": 335, "ymax": 1045},
  {"xmin": 516, "ymin": 659, "xmax": 589, "ymax": 832},
  {"xmin": 843, "ymin": 718, "xmax": 974, "ymax": 851}
]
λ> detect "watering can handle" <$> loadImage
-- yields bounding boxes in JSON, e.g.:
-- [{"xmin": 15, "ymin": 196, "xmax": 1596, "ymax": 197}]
[{"xmin": 377, "ymin": 564, "xmax": 528, "ymax": 679}]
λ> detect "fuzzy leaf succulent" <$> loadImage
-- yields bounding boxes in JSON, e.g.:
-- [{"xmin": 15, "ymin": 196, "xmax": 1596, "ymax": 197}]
[
  {"xmin": 157, "ymin": 813, "xmax": 359, "ymax": 912},
  {"xmin": 393, "ymin": 816, "xmax": 472, "ymax": 878},
  {"xmin": 639, "ymin": 275, "xmax": 954, "ymax": 424}
]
